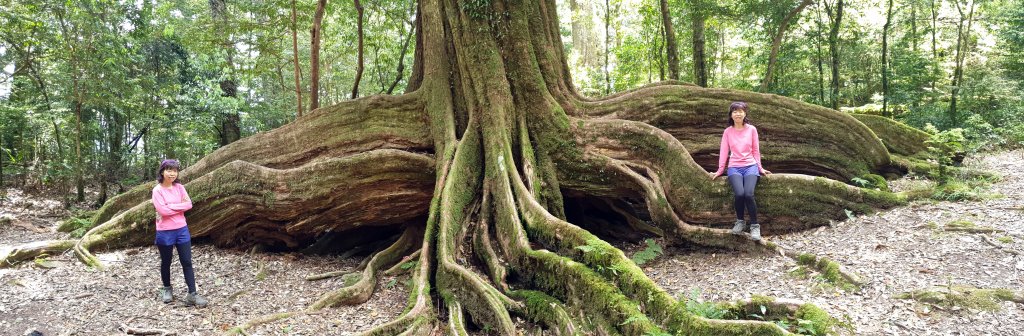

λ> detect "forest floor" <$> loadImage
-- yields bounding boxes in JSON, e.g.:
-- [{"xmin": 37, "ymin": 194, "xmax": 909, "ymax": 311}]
[{"xmin": 0, "ymin": 150, "xmax": 1022, "ymax": 336}]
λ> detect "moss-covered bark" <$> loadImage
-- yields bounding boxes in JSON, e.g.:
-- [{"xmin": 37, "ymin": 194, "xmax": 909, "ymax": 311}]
[{"xmin": 2, "ymin": 0, "xmax": 920, "ymax": 334}]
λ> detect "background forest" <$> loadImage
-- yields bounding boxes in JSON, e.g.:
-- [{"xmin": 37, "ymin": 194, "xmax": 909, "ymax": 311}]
[{"xmin": 2, "ymin": 0, "xmax": 1023, "ymax": 207}]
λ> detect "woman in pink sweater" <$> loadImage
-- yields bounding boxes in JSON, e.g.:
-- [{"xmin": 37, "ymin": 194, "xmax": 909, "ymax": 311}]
[
  {"xmin": 152, "ymin": 159, "xmax": 207, "ymax": 307},
  {"xmin": 708, "ymin": 102, "xmax": 772, "ymax": 241}
]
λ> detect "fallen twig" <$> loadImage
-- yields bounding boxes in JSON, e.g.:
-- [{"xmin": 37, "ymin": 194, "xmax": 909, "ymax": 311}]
[
  {"xmin": 981, "ymin": 235, "xmax": 1021, "ymax": 255},
  {"xmin": 118, "ymin": 323, "xmax": 176, "ymax": 336}
]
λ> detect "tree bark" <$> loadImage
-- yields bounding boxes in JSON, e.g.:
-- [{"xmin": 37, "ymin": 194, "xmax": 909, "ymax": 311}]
[
  {"xmin": 291, "ymin": 0, "xmax": 304, "ymax": 118},
  {"xmin": 660, "ymin": 0, "xmax": 680, "ymax": 80},
  {"xmin": 311, "ymin": 0, "xmax": 328, "ymax": 110},
  {"xmin": 690, "ymin": 0, "xmax": 708, "ymax": 87},
  {"xmin": 352, "ymin": 0, "xmax": 365, "ymax": 99},
  {"xmin": 13, "ymin": 1, "xmax": 915, "ymax": 334},
  {"xmin": 882, "ymin": 0, "xmax": 894, "ymax": 117},
  {"xmin": 760, "ymin": 0, "xmax": 813, "ymax": 92}
]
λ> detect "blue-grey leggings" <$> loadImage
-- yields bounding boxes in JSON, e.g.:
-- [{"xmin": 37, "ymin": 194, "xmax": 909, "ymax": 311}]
[
  {"xmin": 728, "ymin": 174, "xmax": 759, "ymax": 224},
  {"xmin": 158, "ymin": 242, "xmax": 196, "ymax": 293}
]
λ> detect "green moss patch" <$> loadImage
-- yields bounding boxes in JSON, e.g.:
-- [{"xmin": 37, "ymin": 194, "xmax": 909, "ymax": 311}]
[{"xmin": 897, "ymin": 285, "xmax": 1023, "ymax": 312}]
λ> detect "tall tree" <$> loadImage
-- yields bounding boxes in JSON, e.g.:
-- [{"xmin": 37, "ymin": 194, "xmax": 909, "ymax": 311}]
[
  {"xmin": 209, "ymin": 0, "xmax": 241, "ymax": 146},
  {"xmin": 760, "ymin": 0, "xmax": 814, "ymax": 92},
  {"xmin": 660, "ymin": 0, "xmax": 680, "ymax": 80},
  {"xmin": 690, "ymin": 0, "xmax": 708, "ymax": 87},
  {"xmin": 352, "ymin": 0, "xmax": 365, "ymax": 99},
  {"xmin": 949, "ymin": 0, "xmax": 977, "ymax": 127},
  {"xmin": 604, "ymin": 0, "xmax": 613, "ymax": 93},
  {"xmin": 291, "ymin": 0, "xmax": 304, "ymax": 118},
  {"xmin": 570, "ymin": 0, "xmax": 600, "ymax": 67},
  {"xmin": 881, "ymin": 0, "xmax": 894, "ymax": 117},
  {"xmin": 311, "ymin": 0, "xmax": 329, "ymax": 110},
  {"xmin": 824, "ymin": 0, "xmax": 844, "ymax": 109}
]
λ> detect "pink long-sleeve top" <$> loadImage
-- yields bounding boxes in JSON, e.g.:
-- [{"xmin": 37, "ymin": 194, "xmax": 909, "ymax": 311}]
[
  {"xmin": 714, "ymin": 125, "xmax": 765, "ymax": 176},
  {"xmin": 152, "ymin": 183, "xmax": 193, "ymax": 231}
]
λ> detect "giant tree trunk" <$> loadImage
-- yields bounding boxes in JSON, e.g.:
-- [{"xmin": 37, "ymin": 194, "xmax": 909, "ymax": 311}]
[{"xmin": 5, "ymin": 0, "xmax": 912, "ymax": 334}]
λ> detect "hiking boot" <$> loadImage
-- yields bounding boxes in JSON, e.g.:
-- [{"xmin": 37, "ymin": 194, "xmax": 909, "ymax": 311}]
[
  {"xmin": 749, "ymin": 224, "xmax": 762, "ymax": 241},
  {"xmin": 731, "ymin": 219, "xmax": 746, "ymax": 234},
  {"xmin": 159, "ymin": 286, "xmax": 173, "ymax": 304},
  {"xmin": 184, "ymin": 292, "xmax": 208, "ymax": 308}
]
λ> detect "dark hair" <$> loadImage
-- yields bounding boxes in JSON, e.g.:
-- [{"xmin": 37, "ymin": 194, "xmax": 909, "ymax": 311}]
[
  {"xmin": 727, "ymin": 101, "xmax": 751, "ymax": 127},
  {"xmin": 157, "ymin": 159, "xmax": 182, "ymax": 184}
]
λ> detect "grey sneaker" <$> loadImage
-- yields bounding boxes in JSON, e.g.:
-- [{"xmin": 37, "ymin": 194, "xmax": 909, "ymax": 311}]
[
  {"xmin": 731, "ymin": 219, "xmax": 746, "ymax": 234},
  {"xmin": 184, "ymin": 292, "xmax": 208, "ymax": 308},
  {"xmin": 749, "ymin": 224, "xmax": 762, "ymax": 241},
  {"xmin": 159, "ymin": 286, "xmax": 173, "ymax": 303}
]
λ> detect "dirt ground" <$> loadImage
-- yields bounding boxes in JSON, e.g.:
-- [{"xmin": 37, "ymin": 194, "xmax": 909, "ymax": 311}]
[{"xmin": 1, "ymin": 150, "xmax": 1022, "ymax": 335}]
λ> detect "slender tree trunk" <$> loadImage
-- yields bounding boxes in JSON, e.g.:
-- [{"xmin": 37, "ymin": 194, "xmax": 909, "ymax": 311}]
[
  {"xmin": 825, "ymin": 0, "xmax": 843, "ymax": 110},
  {"xmin": 882, "ymin": 0, "xmax": 894, "ymax": 117},
  {"xmin": 690, "ymin": 0, "xmax": 708, "ymax": 87},
  {"xmin": 291, "ymin": 0, "xmax": 304, "ymax": 118},
  {"xmin": 74, "ymin": 89, "xmax": 84, "ymax": 202},
  {"xmin": 910, "ymin": 1, "xmax": 918, "ymax": 52},
  {"xmin": 930, "ymin": 0, "xmax": 938, "ymax": 92},
  {"xmin": 815, "ymin": 3, "xmax": 826, "ymax": 105},
  {"xmin": 604, "ymin": 0, "xmax": 612, "ymax": 94},
  {"xmin": 311, "ymin": 0, "xmax": 329, "ymax": 109},
  {"xmin": 760, "ymin": 0, "xmax": 813, "ymax": 92},
  {"xmin": 387, "ymin": 7, "xmax": 416, "ymax": 95},
  {"xmin": 660, "ymin": 0, "xmax": 680, "ymax": 80},
  {"xmin": 209, "ymin": 0, "xmax": 241, "ymax": 146},
  {"xmin": 352, "ymin": 0, "xmax": 365, "ymax": 99},
  {"xmin": 949, "ymin": 0, "xmax": 976, "ymax": 127},
  {"xmin": 657, "ymin": 22, "xmax": 666, "ymax": 81}
]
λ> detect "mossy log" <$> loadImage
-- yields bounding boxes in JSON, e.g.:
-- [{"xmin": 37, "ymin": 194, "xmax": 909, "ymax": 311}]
[{"xmin": 1, "ymin": 0, "xmax": 917, "ymax": 334}]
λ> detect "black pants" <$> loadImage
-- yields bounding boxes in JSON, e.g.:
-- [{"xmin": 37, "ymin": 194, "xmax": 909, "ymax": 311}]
[
  {"xmin": 158, "ymin": 242, "xmax": 196, "ymax": 293},
  {"xmin": 728, "ymin": 174, "xmax": 759, "ymax": 224}
]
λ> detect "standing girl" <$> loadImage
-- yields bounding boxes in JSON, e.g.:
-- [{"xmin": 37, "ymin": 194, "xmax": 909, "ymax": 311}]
[
  {"xmin": 708, "ymin": 102, "xmax": 771, "ymax": 241},
  {"xmin": 153, "ymin": 159, "xmax": 208, "ymax": 307}
]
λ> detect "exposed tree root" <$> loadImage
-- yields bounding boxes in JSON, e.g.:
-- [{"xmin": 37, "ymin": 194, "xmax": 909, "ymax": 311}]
[
  {"xmin": 310, "ymin": 225, "xmax": 421, "ymax": 309},
  {"xmin": 897, "ymin": 285, "xmax": 1024, "ymax": 311},
  {"xmin": 783, "ymin": 250, "xmax": 865, "ymax": 288},
  {"xmin": 0, "ymin": 240, "xmax": 76, "ymax": 267},
  {"xmin": 383, "ymin": 249, "xmax": 421, "ymax": 275}
]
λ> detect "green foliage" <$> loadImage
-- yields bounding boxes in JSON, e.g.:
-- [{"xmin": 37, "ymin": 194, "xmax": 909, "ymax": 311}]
[
  {"xmin": 678, "ymin": 288, "xmax": 729, "ymax": 319},
  {"xmin": 630, "ymin": 238, "xmax": 663, "ymax": 265}
]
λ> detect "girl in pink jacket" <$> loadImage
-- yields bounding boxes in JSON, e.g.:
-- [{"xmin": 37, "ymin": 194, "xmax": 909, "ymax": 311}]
[
  {"xmin": 152, "ymin": 159, "xmax": 207, "ymax": 307},
  {"xmin": 708, "ymin": 102, "xmax": 772, "ymax": 241}
]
